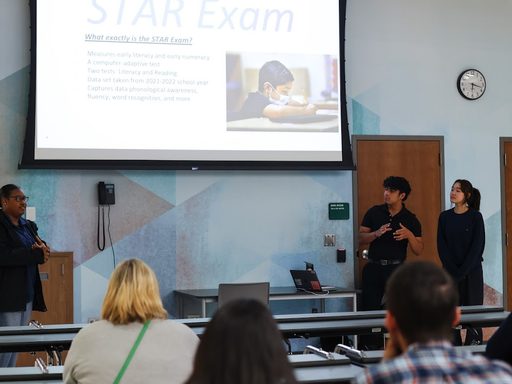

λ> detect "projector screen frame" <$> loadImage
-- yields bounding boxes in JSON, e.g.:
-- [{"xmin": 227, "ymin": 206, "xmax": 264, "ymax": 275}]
[{"xmin": 20, "ymin": 0, "xmax": 353, "ymax": 171}]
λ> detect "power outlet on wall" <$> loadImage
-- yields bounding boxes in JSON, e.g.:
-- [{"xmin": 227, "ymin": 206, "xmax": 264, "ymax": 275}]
[
  {"xmin": 25, "ymin": 207, "xmax": 36, "ymax": 221},
  {"xmin": 324, "ymin": 234, "xmax": 336, "ymax": 246}
]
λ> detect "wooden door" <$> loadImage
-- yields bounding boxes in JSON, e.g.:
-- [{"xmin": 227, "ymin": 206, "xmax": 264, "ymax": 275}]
[
  {"xmin": 504, "ymin": 141, "xmax": 512, "ymax": 310},
  {"xmin": 16, "ymin": 252, "xmax": 73, "ymax": 366},
  {"xmin": 353, "ymin": 137, "xmax": 444, "ymax": 287}
]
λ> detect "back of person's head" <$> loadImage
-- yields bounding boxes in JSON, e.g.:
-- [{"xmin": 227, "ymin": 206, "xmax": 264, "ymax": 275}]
[
  {"xmin": 386, "ymin": 261, "xmax": 458, "ymax": 344},
  {"xmin": 186, "ymin": 298, "xmax": 297, "ymax": 384},
  {"xmin": 454, "ymin": 179, "xmax": 481, "ymax": 211},
  {"xmin": 258, "ymin": 60, "xmax": 294, "ymax": 92},
  {"xmin": 383, "ymin": 176, "xmax": 412, "ymax": 201},
  {"xmin": 101, "ymin": 258, "xmax": 167, "ymax": 325}
]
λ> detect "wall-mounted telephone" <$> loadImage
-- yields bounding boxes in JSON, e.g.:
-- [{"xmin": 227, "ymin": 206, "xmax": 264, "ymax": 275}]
[{"xmin": 98, "ymin": 182, "xmax": 115, "ymax": 205}]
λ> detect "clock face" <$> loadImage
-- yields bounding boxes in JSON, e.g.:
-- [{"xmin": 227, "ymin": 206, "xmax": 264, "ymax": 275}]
[{"xmin": 457, "ymin": 69, "xmax": 486, "ymax": 100}]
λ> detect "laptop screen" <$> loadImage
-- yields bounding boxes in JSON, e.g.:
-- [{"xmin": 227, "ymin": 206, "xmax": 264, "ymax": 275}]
[{"xmin": 290, "ymin": 269, "xmax": 323, "ymax": 292}]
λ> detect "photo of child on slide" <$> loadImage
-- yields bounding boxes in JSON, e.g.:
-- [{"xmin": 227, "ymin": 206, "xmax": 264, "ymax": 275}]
[{"xmin": 226, "ymin": 53, "xmax": 339, "ymax": 133}]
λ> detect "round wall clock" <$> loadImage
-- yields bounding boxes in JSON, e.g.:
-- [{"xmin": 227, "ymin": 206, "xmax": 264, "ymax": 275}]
[{"xmin": 457, "ymin": 69, "xmax": 486, "ymax": 100}]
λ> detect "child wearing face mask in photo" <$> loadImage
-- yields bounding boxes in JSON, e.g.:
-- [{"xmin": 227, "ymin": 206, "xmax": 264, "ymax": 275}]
[{"xmin": 237, "ymin": 60, "xmax": 317, "ymax": 120}]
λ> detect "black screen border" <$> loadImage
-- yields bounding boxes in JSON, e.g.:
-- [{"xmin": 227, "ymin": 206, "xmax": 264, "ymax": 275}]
[{"xmin": 20, "ymin": 0, "xmax": 353, "ymax": 171}]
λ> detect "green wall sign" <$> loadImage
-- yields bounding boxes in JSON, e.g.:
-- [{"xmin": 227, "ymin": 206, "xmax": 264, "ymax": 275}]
[{"xmin": 329, "ymin": 202, "xmax": 349, "ymax": 220}]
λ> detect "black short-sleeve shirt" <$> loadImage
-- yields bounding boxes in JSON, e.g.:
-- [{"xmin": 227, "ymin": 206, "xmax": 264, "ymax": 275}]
[{"xmin": 361, "ymin": 204, "xmax": 422, "ymax": 262}]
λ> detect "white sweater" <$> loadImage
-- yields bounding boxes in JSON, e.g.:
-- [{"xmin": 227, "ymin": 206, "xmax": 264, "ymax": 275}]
[{"xmin": 63, "ymin": 319, "xmax": 199, "ymax": 384}]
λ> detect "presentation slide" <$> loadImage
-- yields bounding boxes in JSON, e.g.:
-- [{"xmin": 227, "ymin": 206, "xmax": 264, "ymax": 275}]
[{"xmin": 34, "ymin": 0, "xmax": 343, "ymax": 164}]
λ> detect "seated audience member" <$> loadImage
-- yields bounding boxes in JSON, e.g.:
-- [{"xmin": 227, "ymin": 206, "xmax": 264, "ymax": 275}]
[
  {"xmin": 236, "ymin": 60, "xmax": 317, "ymax": 120},
  {"xmin": 486, "ymin": 312, "xmax": 512, "ymax": 366},
  {"xmin": 63, "ymin": 259, "xmax": 199, "ymax": 384},
  {"xmin": 185, "ymin": 298, "xmax": 297, "ymax": 384},
  {"xmin": 355, "ymin": 261, "xmax": 512, "ymax": 383}
]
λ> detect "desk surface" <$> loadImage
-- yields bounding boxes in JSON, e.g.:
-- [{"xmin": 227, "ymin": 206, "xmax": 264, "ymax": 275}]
[
  {"xmin": 294, "ymin": 364, "xmax": 365, "ymax": 383},
  {"xmin": 0, "ymin": 345, "xmax": 490, "ymax": 383},
  {"xmin": 0, "ymin": 310, "xmax": 507, "ymax": 353},
  {"xmin": 0, "ymin": 305, "xmax": 502, "ymax": 337},
  {"xmin": 0, "ymin": 333, "xmax": 75, "ymax": 353},
  {"xmin": 179, "ymin": 309, "xmax": 509, "ymax": 338},
  {"xmin": 174, "ymin": 286, "xmax": 356, "ymax": 299},
  {"xmin": 0, "ymin": 365, "xmax": 63, "ymax": 381},
  {"xmin": 342, "ymin": 344, "xmax": 487, "ymax": 365},
  {"xmin": 174, "ymin": 286, "xmax": 358, "ymax": 317},
  {"xmin": 289, "ymin": 353, "xmax": 350, "ymax": 367},
  {"xmin": 0, "ymin": 362, "xmax": 363, "ymax": 384},
  {"xmin": 0, "ymin": 324, "xmax": 87, "ymax": 336},
  {"xmin": 274, "ymin": 305, "xmax": 503, "ymax": 323},
  {"xmin": 276, "ymin": 310, "xmax": 509, "ymax": 338}
]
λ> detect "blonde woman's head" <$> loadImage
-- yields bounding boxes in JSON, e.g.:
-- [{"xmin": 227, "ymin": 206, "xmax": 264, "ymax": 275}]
[{"xmin": 101, "ymin": 258, "xmax": 167, "ymax": 324}]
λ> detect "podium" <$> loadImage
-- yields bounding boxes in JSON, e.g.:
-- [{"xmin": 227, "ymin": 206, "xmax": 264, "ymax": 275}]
[{"xmin": 16, "ymin": 252, "xmax": 73, "ymax": 366}]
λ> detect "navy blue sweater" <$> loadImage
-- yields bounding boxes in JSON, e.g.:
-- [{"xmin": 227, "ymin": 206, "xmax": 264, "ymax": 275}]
[{"xmin": 436, "ymin": 208, "xmax": 485, "ymax": 282}]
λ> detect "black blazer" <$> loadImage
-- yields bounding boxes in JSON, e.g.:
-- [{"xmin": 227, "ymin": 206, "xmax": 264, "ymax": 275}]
[{"xmin": 0, "ymin": 211, "xmax": 47, "ymax": 312}]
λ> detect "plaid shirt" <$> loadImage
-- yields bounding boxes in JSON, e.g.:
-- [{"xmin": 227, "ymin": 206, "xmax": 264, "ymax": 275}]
[{"xmin": 355, "ymin": 341, "xmax": 512, "ymax": 383}]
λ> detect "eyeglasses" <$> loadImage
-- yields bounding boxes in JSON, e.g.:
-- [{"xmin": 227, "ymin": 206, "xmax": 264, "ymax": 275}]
[{"xmin": 7, "ymin": 196, "xmax": 29, "ymax": 203}]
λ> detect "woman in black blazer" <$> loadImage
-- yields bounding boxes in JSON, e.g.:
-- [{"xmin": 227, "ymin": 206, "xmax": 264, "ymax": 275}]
[{"xmin": 0, "ymin": 184, "xmax": 49, "ymax": 367}]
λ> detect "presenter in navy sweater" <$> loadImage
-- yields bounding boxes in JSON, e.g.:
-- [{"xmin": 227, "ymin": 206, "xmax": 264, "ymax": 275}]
[
  {"xmin": 0, "ymin": 184, "xmax": 49, "ymax": 367},
  {"xmin": 437, "ymin": 179, "xmax": 485, "ymax": 346}
]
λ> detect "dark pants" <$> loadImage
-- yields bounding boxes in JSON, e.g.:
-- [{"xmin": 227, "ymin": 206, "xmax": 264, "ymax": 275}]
[
  {"xmin": 453, "ymin": 265, "xmax": 484, "ymax": 346},
  {"xmin": 361, "ymin": 262, "xmax": 401, "ymax": 310},
  {"xmin": 359, "ymin": 262, "xmax": 401, "ymax": 349}
]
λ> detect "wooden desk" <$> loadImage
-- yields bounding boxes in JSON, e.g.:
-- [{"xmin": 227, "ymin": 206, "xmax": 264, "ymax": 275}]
[
  {"xmin": 174, "ymin": 286, "xmax": 358, "ymax": 318},
  {"xmin": 17, "ymin": 252, "xmax": 74, "ymax": 367}
]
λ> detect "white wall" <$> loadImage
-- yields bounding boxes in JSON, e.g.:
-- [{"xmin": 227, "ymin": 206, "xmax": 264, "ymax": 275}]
[{"xmin": 346, "ymin": 0, "xmax": 512, "ymax": 292}]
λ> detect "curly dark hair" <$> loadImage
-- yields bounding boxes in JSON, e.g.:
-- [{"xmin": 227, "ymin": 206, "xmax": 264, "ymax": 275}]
[{"xmin": 383, "ymin": 176, "xmax": 411, "ymax": 201}]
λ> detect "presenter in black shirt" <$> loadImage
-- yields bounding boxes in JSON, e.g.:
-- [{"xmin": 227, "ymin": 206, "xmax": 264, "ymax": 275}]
[
  {"xmin": 437, "ymin": 179, "xmax": 484, "ymax": 345},
  {"xmin": 358, "ymin": 177, "xmax": 423, "ymax": 348}
]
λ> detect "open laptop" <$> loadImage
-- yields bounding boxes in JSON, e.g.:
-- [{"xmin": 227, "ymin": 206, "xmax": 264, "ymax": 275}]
[{"xmin": 290, "ymin": 269, "xmax": 336, "ymax": 293}]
